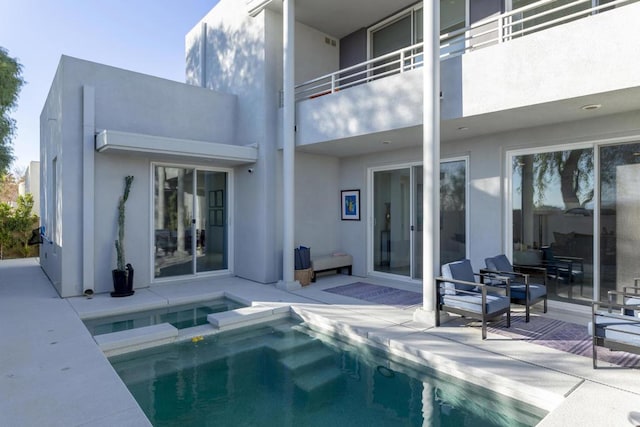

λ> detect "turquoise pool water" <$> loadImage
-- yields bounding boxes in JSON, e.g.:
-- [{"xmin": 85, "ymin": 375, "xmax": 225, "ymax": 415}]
[
  {"xmin": 110, "ymin": 319, "xmax": 546, "ymax": 426},
  {"xmin": 84, "ymin": 298, "xmax": 244, "ymax": 335}
]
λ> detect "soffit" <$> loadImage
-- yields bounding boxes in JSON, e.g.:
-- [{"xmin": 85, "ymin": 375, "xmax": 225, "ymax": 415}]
[
  {"xmin": 296, "ymin": 86, "xmax": 640, "ymax": 158},
  {"xmin": 261, "ymin": 0, "xmax": 420, "ymax": 38}
]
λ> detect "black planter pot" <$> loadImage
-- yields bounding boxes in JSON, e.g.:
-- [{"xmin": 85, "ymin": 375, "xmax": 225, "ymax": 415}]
[{"xmin": 111, "ymin": 264, "xmax": 135, "ymax": 297}]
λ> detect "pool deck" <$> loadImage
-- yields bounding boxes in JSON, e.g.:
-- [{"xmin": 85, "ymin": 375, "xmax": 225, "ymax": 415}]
[{"xmin": 1, "ymin": 258, "xmax": 639, "ymax": 426}]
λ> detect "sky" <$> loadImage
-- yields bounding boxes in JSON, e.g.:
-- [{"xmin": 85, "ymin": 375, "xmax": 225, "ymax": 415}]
[{"xmin": 0, "ymin": 0, "xmax": 219, "ymax": 172}]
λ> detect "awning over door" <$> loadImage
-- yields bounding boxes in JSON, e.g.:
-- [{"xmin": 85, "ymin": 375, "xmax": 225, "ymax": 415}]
[{"xmin": 95, "ymin": 130, "xmax": 258, "ymax": 165}]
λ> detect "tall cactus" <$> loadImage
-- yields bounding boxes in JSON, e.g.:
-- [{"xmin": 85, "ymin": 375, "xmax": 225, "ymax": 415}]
[{"xmin": 115, "ymin": 175, "xmax": 134, "ymax": 271}]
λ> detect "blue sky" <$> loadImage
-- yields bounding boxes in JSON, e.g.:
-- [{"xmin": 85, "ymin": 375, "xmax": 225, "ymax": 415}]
[{"xmin": 0, "ymin": 0, "xmax": 218, "ymax": 171}]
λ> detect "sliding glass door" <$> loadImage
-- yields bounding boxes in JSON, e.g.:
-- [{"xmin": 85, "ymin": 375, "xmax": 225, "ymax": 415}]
[
  {"xmin": 372, "ymin": 160, "xmax": 467, "ymax": 280},
  {"xmin": 440, "ymin": 159, "xmax": 467, "ymax": 265},
  {"xmin": 373, "ymin": 168, "xmax": 412, "ymax": 277},
  {"xmin": 154, "ymin": 165, "xmax": 229, "ymax": 279},
  {"xmin": 511, "ymin": 148, "xmax": 594, "ymax": 303},
  {"xmin": 599, "ymin": 142, "xmax": 640, "ymax": 299}
]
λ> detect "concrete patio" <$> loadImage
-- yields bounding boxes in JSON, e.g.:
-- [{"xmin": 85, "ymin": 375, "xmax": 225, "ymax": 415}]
[{"xmin": 1, "ymin": 258, "xmax": 639, "ymax": 426}]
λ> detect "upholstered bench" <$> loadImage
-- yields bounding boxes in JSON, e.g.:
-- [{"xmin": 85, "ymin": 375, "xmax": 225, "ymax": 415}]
[{"xmin": 311, "ymin": 253, "xmax": 353, "ymax": 282}]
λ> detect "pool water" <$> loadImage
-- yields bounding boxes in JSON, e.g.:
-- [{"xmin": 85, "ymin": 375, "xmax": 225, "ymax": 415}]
[
  {"xmin": 110, "ymin": 319, "xmax": 546, "ymax": 427},
  {"xmin": 84, "ymin": 298, "xmax": 244, "ymax": 336}
]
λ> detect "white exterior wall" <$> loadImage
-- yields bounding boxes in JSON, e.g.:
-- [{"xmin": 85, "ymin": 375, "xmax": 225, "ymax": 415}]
[
  {"xmin": 294, "ymin": 152, "xmax": 340, "ymax": 255},
  {"xmin": 185, "ymin": 1, "xmax": 340, "ymax": 283},
  {"xmin": 294, "ymin": 22, "xmax": 340, "ymax": 85},
  {"xmin": 40, "ymin": 64, "xmax": 64, "ymax": 294},
  {"xmin": 297, "ymin": 68, "xmax": 423, "ymax": 146},
  {"xmin": 460, "ymin": 3, "xmax": 640, "ymax": 116},
  {"xmin": 40, "ymin": 56, "xmax": 237, "ymax": 297},
  {"xmin": 187, "ymin": 0, "xmax": 277, "ymax": 283}
]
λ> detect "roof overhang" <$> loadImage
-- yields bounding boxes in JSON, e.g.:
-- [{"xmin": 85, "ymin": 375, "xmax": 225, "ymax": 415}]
[
  {"xmin": 95, "ymin": 130, "xmax": 258, "ymax": 165},
  {"xmin": 247, "ymin": 0, "xmax": 418, "ymax": 39}
]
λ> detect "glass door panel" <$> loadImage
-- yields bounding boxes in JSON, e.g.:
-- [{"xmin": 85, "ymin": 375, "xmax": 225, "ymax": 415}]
[
  {"xmin": 441, "ymin": 0, "xmax": 466, "ymax": 56},
  {"xmin": 371, "ymin": 14, "xmax": 412, "ymax": 76},
  {"xmin": 512, "ymin": 149, "xmax": 594, "ymax": 303},
  {"xmin": 154, "ymin": 166, "xmax": 194, "ymax": 278},
  {"xmin": 413, "ymin": 166, "xmax": 423, "ymax": 279},
  {"xmin": 599, "ymin": 142, "xmax": 640, "ymax": 299},
  {"xmin": 196, "ymin": 170, "xmax": 227, "ymax": 273},
  {"xmin": 440, "ymin": 160, "xmax": 467, "ymax": 265},
  {"xmin": 373, "ymin": 168, "xmax": 411, "ymax": 277}
]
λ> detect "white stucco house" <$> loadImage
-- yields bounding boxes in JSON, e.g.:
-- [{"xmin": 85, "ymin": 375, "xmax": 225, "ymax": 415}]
[{"xmin": 40, "ymin": 0, "xmax": 640, "ymax": 320}]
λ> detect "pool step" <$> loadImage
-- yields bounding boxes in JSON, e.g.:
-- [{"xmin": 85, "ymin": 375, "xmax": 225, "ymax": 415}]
[
  {"xmin": 207, "ymin": 305, "xmax": 289, "ymax": 331},
  {"xmin": 266, "ymin": 334, "xmax": 318, "ymax": 356},
  {"xmin": 292, "ymin": 364, "xmax": 344, "ymax": 395},
  {"xmin": 275, "ymin": 340, "xmax": 344, "ymax": 396},
  {"xmin": 94, "ymin": 323, "xmax": 178, "ymax": 357},
  {"xmin": 279, "ymin": 346, "xmax": 334, "ymax": 375}
]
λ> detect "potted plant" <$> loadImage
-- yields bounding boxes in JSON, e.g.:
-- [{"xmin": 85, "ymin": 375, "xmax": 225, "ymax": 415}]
[{"xmin": 112, "ymin": 175, "xmax": 135, "ymax": 297}]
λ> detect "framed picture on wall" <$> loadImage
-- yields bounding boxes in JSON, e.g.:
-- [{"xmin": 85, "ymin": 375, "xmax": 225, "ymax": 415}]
[{"xmin": 341, "ymin": 189, "xmax": 360, "ymax": 221}]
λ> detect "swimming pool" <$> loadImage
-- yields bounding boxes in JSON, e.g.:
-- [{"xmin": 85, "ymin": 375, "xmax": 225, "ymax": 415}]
[
  {"xmin": 84, "ymin": 297, "xmax": 244, "ymax": 336},
  {"xmin": 110, "ymin": 318, "xmax": 546, "ymax": 426}
]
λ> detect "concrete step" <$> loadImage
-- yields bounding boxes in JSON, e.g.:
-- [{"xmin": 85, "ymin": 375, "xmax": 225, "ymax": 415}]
[
  {"xmin": 265, "ymin": 334, "xmax": 318, "ymax": 356},
  {"xmin": 279, "ymin": 346, "xmax": 334, "ymax": 375},
  {"xmin": 293, "ymin": 364, "xmax": 343, "ymax": 395},
  {"xmin": 207, "ymin": 306, "xmax": 288, "ymax": 331}
]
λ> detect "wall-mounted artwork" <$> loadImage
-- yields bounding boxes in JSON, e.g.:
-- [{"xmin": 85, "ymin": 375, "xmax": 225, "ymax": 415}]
[{"xmin": 341, "ymin": 189, "xmax": 360, "ymax": 221}]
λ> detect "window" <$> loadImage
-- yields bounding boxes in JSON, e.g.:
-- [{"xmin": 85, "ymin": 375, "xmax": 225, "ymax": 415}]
[{"xmin": 511, "ymin": 148, "xmax": 594, "ymax": 303}]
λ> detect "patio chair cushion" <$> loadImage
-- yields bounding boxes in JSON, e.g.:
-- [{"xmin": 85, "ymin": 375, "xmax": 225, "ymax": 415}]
[
  {"xmin": 624, "ymin": 297, "xmax": 640, "ymax": 317},
  {"xmin": 486, "ymin": 254, "xmax": 514, "ymax": 274},
  {"xmin": 588, "ymin": 315, "xmax": 640, "ymax": 346},
  {"xmin": 441, "ymin": 259, "xmax": 477, "ymax": 295},
  {"xmin": 510, "ymin": 283, "xmax": 547, "ymax": 301},
  {"xmin": 442, "ymin": 293, "xmax": 511, "ymax": 315}
]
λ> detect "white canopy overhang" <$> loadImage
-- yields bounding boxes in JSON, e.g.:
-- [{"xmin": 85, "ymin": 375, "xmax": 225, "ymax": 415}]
[{"xmin": 95, "ymin": 130, "xmax": 258, "ymax": 165}]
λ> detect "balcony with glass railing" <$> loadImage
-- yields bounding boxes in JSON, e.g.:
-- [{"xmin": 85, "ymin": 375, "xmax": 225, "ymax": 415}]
[{"xmin": 295, "ymin": 0, "xmax": 638, "ymax": 101}]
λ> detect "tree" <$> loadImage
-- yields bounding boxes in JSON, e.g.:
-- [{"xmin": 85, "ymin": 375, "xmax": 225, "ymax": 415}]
[
  {"xmin": 514, "ymin": 149, "xmax": 593, "ymax": 210},
  {"xmin": 0, "ymin": 193, "xmax": 38, "ymax": 259},
  {"xmin": 0, "ymin": 47, "xmax": 25, "ymax": 175},
  {"xmin": 0, "ymin": 171, "xmax": 20, "ymax": 204}
]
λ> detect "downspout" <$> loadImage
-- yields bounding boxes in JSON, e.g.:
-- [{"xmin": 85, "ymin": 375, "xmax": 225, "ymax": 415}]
[
  {"xmin": 82, "ymin": 86, "xmax": 95, "ymax": 297},
  {"xmin": 278, "ymin": 0, "xmax": 300, "ymax": 289},
  {"xmin": 415, "ymin": 0, "xmax": 440, "ymax": 324}
]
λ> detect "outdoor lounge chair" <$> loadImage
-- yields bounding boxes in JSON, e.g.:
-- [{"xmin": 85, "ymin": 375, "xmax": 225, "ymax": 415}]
[
  {"xmin": 435, "ymin": 259, "xmax": 511, "ymax": 340},
  {"xmin": 589, "ymin": 290, "xmax": 640, "ymax": 369},
  {"xmin": 483, "ymin": 254, "xmax": 548, "ymax": 322},
  {"xmin": 541, "ymin": 245, "xmax": 584, "ymax": 288}
]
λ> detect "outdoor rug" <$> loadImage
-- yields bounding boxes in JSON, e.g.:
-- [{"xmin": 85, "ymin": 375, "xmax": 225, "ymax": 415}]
[
  {"xmin": 464, "ymin": 314, "xmax": 640, "ymax": 368},
  {"xmin": 324, "ymin": 282, "xmax": 422, "ymax": 308}
]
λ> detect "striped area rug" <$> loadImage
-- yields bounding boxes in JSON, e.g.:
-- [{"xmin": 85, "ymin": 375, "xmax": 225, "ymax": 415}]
[
  {"xmin": 323, "ymin": 282, "xmax": 422, "ymax": 308},
  {"xmin": 487, "ymin": 315, "xmax": 640, "ymax": 368}
]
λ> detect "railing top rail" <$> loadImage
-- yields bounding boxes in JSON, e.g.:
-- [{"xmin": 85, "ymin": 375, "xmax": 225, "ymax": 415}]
[{"xmin": 295, "ymin": 41, "xmax": 423, "ymax": 90}]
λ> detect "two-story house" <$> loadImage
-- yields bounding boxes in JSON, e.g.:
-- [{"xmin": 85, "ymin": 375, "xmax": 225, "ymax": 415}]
[{"xmin": 41, "ymin": 0, "xmax": 640, "ymax": 317}]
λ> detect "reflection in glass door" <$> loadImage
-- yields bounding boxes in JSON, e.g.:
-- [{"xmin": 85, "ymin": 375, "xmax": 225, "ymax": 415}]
[
  {"xmin": 440, "ymin": 159, "xmax": 467, "ymax": 265},
  {"xmin": 196, "ymin": 170, "xmax": 227, "ymax": 273},
  {"xmin": 512, "ymin": 148, "xmax": 594, "ymax": 303},
  {"xmin": 373, "ymin": 168, "xmax": 411, "ymax": 277},
  {"xmin": 599, "ymin": 142, "xmax": 640, "ymax": 299},
  {"xmin": 154, "ymin": 166, "xmax": 228, "ymax": 279}
]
